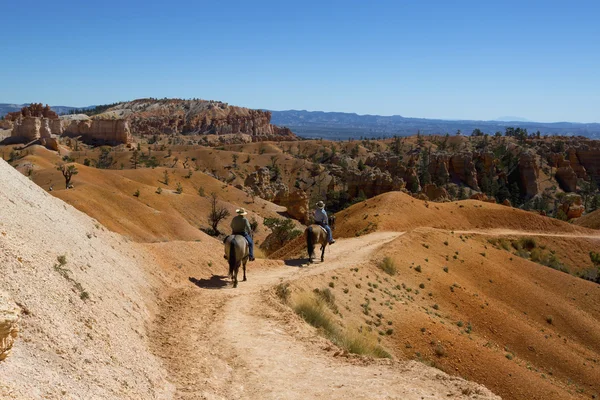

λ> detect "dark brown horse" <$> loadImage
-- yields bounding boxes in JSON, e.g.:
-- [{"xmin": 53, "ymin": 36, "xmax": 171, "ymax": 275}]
[
  {"xmin": 224, "ymin": 235, "xmax": 249, "ymax": 288},
  {"xmin": 305, "ymin": 225, "xmax": 329, "ymax": 263}
]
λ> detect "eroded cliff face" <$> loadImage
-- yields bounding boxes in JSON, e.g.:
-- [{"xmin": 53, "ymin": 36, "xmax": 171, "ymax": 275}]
[
  {"xmin": 449, "ymin": 153, "xmax": 480, "ymax": 191},
  {"xmin": 7, "ymin": 104, "xmax": 62, "ymax": 142},
  {"xmin": 518, "ymin": 151, "xmax": 540, "ymax": 198},
  {"xmin": 572, "ymin": 145, "xmax": 600, "ymax": 185},
  {"xmin": 344, "ymin": 168, "xmax": 405, "ymax": 198},
  {"xmin": 62, "ymin": 117, "xmax": 132, "ymax": 145},
  {"xmin": 11, "ymin": 117, "xmax": 62, "ymax": 141},
  {"xmin": 103, "ymin": 99, "xmax": 297, "ymax": 141}
]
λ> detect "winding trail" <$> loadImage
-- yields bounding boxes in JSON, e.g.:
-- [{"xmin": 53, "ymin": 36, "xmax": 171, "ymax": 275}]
[
  {"xmin": 151, "ymin": 232, "xmax": 502, "ymax": 399},
  {"xmin": 418, "ymin": 227, "xmax": 600, "ymax": 240}
]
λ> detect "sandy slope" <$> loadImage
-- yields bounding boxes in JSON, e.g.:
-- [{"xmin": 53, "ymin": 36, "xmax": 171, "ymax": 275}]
[
  {"xmin": 0, "ymin": 159, "xmax": 172, "ymax": 398},
  {"xmin": 151, "ymin": 232, "xmax": 500, "ymax": 399}
]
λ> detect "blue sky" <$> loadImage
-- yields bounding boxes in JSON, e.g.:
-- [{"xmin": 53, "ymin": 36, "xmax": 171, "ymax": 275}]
[{"xmin": 2, "ymin": 0, "xmax": 599, "ymax": 122}]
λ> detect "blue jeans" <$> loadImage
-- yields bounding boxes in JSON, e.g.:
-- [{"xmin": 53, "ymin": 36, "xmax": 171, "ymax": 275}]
[
  {"xmin": 236, "ymin": 232, "xmax": 254, "ymax": 259},
  {"xmin": 318, "ymin": 223, "xmax": 333, "ymax": 243}
]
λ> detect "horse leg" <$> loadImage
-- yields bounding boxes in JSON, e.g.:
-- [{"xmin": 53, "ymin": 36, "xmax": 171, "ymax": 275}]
[
  {"xmin": 232, "ymin": 264, "xmax": 239, "ymax": 288},
  {"xmin": 242, "ymin": 258, "xmax": 247, "ymax": 281},
  {"xmin": 320, "ymin": 243, "xmax": 325, "ymax": 262}
]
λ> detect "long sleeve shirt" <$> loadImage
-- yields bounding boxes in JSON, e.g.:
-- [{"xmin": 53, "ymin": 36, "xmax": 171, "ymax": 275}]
[
  {"xmin": 231, "ymin": 215, "xmax": 252, "ymax": 235},
  {"xmin": 314, "ymin": 208, "xmax": 328, "ymax": 225}
]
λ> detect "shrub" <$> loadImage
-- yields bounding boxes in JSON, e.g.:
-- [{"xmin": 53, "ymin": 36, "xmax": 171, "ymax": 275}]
[
  {"xmin": 546, "ymin": 315, "xmax": 554, "ymax": 324},
  {"xmin": 275, "ymin": 283, "xmax": 290, "ymax": 303},
  {"xmin": 443, "ymin": 266, "xmax": 448, "ymax": 273},
  {"xmin": 155, "ymin": 187, "xmax": 162, "ymax": 194},
  {"xmin": 175, "ymin": 182, "xmax": 183, "ymax": 194},
  {"xmin": 264, "ymin": 217, "xmax": 302, "ymax": 246},
  {"xmin": 415, "ymin": 265, "xmax": 422, "ymax": 273},
  {"xmin": 434, "ymin": 343, "xmax": 446, "ymax": 357},
  {"xmin": 133, "ymin": 189, "xmax": 140, "ymax": 197},
  {"xmin": 378, "ymin": 257, "xmax": 397, "ymax": 275},
  {"xmin": 57, "ymin": 255, "xmax": 67, "ymax": 266},
  {"xmin": 519, "ymin": 237, "xmax": 537, "ymax": 250}
]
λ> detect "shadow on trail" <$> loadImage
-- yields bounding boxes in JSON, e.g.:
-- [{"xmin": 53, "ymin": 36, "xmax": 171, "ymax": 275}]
[
  {"xmin": 283, "ymin": 258, "xmax": 311, "ymax": 267},
  {"xmin": 189, "ymin": 275, "xmax": 230, "ymax": 289}
]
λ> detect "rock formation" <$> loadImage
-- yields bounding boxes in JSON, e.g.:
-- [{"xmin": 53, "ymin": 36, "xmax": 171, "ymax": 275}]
[
  {"xmin": 104, "ymin": 99, "xmax": 297, "ymax": 141},
  {"xmin": 449, "ymin": 153, "xmax": 480, "ymax": 191},
  {"xmin": 0, "ymin": 291, "xmax": 20, "ymax": 361},
  {"xmin": 561, "ymin": 193, "xmax": 585, "ymax": 219},
  {"xmin": 244, "ymin": 167, "xmax": 288, "ymax": 201},
  {"xmin": 573, "ymin": 144, "xmax": 600, "ymax": 185},
  {"xmin": 62, "ymin": 116, "xmax": 132, "ymax": 145},
  {"xmin": 274, "ymin": 190, "xmax": 310, "ymax": 224},
  {"xmin": 421, "ymin": 184, "xmax": 449, "ymax": 202},
  {"xmin": 428, "ymin": 154, "xmax": 450, "ymax": 185},
  {"xmin": 518, "ymin": 151, "xmax": 540, "ymax": 198},
  {"xmin": 365, "ymin": 153, "xmax": 420, "ymax": 191},
  {"xmin": 345, "ymin": 168, "xmax": 404, "ymax": 198},
  {"xmin": 6, "ymin": 104, "xmax": 62, "ymax": 142},
  {"xmin": 555, "ymin": 158, "xmax": 578, "ymax": 192}
]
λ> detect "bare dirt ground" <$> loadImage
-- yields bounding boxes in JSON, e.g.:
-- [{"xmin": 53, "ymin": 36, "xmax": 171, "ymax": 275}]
[{"xmin": 151, "ymin": 232, "xmax": 501, "ymax": 400}]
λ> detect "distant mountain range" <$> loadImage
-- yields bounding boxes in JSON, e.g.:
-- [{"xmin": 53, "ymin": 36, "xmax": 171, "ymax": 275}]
[
  {"xmin": 495, "ymin": 116, "xmax": 531, "ymax": 122},
  {"xmin": 2, "ymin": 103, "xmax": 599, "ymax": 139},
  {"xmin": 270, "ymin": 110, "xmax": 600, "ymax": 139},
  {"xmin": 0, "ymin": 103, "xmax": 91, "ymax": 118}
]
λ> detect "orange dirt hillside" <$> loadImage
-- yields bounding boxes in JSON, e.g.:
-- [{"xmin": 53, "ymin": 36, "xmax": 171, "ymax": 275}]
[
  {"xmin": 575, "ymin": 208, "xmax": 600, "ymax": 230},
  {"xmin": 335, "ymin": 191, "xmax": 597, "ymax": 238},
  {"xmin": 19, "ymin": 147, "xmax": 285, "ymax": 243},
  {"xmin": 283, "ymin": 229, "xmax": 600, "ymax": 400}
]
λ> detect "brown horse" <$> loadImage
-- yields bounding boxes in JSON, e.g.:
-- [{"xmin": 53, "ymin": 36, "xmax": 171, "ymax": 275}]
[
  {"xmin": 305, "ymin": 225, "xmax": 329, "ymax": 263},
  {"xmin": 224, "ymin": 234, "xmax": 249, "ymax": 288}
]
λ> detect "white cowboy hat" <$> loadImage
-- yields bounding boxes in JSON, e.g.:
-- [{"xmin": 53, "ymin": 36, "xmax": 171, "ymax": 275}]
[
  {"xmin": 236, "ymin": 208, "xmax": 248, "ymax": 215},
  {"xmin": 316, "ymin": 201, "xmax": 325, "ymax": 209}
]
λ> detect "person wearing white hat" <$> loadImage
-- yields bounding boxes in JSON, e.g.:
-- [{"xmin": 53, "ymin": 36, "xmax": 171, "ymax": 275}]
[
  {"xmin": 314, "ymin": 201, "xmax": 335, "ymax": 244},
  {"xmin": 231, "ymin": 208, "xmax": 255, "ymax": 261}
]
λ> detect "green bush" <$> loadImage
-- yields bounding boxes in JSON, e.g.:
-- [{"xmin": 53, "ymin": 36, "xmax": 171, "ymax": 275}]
[{"xmin": 264, "ymin": 217, "xmax": 302, "ymax": 246}]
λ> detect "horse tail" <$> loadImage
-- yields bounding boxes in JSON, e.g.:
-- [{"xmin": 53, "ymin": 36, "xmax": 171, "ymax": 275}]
[
  {"xmin": 228, "ymin": 238, "xmax": 237, "ymax": 277},
  {"xmin": 307, "ymin": 226, "xmax": 314, "ymax": 257}
]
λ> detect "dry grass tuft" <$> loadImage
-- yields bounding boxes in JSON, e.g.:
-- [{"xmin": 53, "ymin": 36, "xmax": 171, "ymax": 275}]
[
  {"xmin": 378, "ymin": 257, "xmax": 397, "ymax": 276},
  {"xmin": 292, "ymin": 291, "xmax": 390, "ymax": 358}
]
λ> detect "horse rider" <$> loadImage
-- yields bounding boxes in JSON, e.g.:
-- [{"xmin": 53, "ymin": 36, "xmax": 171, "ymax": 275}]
[
  {"xmin": 314, "ymin": 201, "xmax": 335, "ymax": 244},
  {"xmin": 230, "ymin": 208, "xmax": 255, "ymax": 261}
]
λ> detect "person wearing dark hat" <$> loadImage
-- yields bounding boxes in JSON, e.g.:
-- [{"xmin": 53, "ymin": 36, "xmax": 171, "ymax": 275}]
[
  {"xmin": 314, "ymin": 201, "xmax": 335, "ymax": 244},
  {"xmin": 231, "ymin": 208, "xmax": 255, "ymax": 261}
]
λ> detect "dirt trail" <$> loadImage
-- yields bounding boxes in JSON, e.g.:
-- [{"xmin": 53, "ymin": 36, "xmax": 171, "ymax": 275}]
[
  {"xmin": 417, "ymin": 227, "xmax": 600, "ymax": 240},
  {"xmin": 151, "ymin": 232, "xmax": 500, "ymax": 399}
]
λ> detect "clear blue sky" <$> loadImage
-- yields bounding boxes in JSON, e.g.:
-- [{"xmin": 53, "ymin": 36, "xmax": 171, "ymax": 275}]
[{"xmin": 2, "ymin": 0, "xmax": 599, "ymax": 122}]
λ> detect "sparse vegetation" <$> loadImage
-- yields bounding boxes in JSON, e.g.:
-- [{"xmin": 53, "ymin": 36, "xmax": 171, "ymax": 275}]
[
  {"xmin": 378, "ymin": 257, "xmax": 397, "ymax": 275},
  {"xmin": 207, "ymin": 192, "xmax": 230, "ymax": 236},
  {"xmin": 292, "ymin": 291, "xmax": 390, "ymax": 358},
  {"xmin": 56, "ymin": 163, "xmax": 78, "ymax": 188}
]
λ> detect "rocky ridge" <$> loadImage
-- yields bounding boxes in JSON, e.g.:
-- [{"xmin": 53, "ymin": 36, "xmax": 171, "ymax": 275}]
[{"xmin": 101, "ymin": 98, "xmax": 297, "ymax": 141}]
